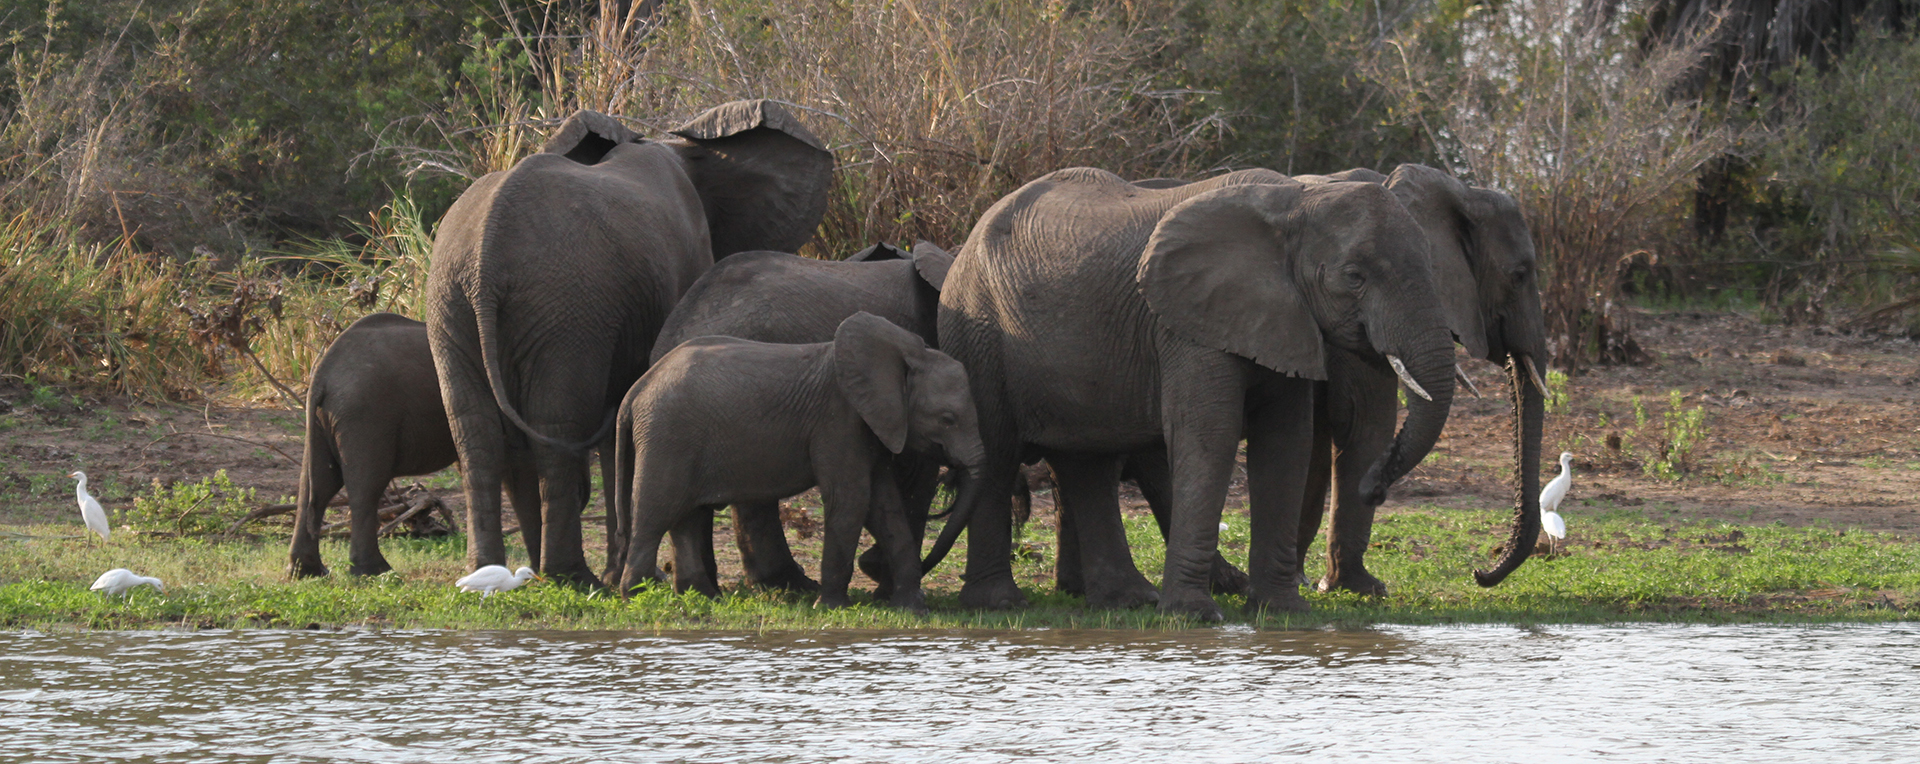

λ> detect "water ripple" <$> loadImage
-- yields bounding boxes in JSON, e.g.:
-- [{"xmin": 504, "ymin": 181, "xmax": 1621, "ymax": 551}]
[{"xmin": 1, "ymin": 625, "xmax": 1916, "ymax": 762}]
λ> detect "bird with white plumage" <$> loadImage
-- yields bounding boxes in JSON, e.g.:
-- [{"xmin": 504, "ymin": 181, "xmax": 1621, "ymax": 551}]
[
  {"xmin": 90, "ymin": 568, "xmax": 163, "ymax": 597},
  {"xmin": 1538, "ymin": 451, "xmax": 1574, "ymax": 554},
  {"xmin": 456, "ymin": 565, "xmax": 536, "ymax": 598},
  {"xmin": 69, "ymin": 471, "xmax": 109, "ymax": 543}
]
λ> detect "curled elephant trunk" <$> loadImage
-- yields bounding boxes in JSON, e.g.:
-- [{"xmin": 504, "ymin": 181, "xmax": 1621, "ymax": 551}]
[
  {"xmin": 921, "ymin": 467, "xmax": 982, "ymax": 571},
  {"xmin": 1473, "ymin": 353, "xmax": 1545, "ymax": 586},
  {"xmin": 1357, "ymin": 339, "xmax": 1456, "ymax": 505}
]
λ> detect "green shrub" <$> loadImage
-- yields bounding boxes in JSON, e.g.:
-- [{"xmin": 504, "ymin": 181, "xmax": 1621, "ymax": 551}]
[{"xmin": 126, "ymin": 470, "xmax": 257, "ymax": 537}]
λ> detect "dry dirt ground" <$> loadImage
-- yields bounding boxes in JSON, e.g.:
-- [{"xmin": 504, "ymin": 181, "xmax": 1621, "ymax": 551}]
[{"xmin": 4, "ymin": 308, "xmax": 1917, "ymax": 581}]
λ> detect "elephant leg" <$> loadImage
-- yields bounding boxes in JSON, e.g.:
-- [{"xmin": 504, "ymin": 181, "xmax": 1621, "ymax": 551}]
[
  {"xmin": 443, "ymin": 378, "xmax": 509, "ymax": 570},
  {"xmin": 1054, "ymin": 474, "xmax": 1083, "ymax": 595},
  {"xmin": 505, "ymin": 457, "xmax": 543, "ymax": 571},
  {"xmin": 1320, "ymin": 354, "xmax": 1397, "ymax": 596},
  {"xmin": 815, "ymin": 465, "xmax": 874, "ymax": 609},
  {"xmin": 1156, "ymin": 347, "xmax": 1250, "ymax": 621},
  {"xmin": 1049, "ymin": 452, "xmax": 1157, "ymax": 609},
  {"xmin": 342, "ymin": 456, "xmax": 396, "ymax": 577},
  {"xmin": 734, "ymin": 501, "xmax": 818, "ymax": 593},
  {"xmin": 1243, "ymin": 376, "xmax": 1315, "ymax": 614},
  {"xmin": 1128, "ymin": 447, "xmax": 1248, "ymax": 596},
  {"xmin": 957, "ymin": 409, "xmax": 1027, "ymax": 610},
  {"xmin": 288, "ymin": 447, "xmax": 341, "ymax": 579},
  {"xmin": 599, "ymin": 445, "xmax": 624, "ymax": 586},
  {"xmin": 865, "ymin": 469, "xmax": 927, "ymax": 613},
  {"xmin": 862, "ymin": 457, "xmax": 939, "ymax": 600},
  {"xmin": 620, "ymin": 475, "xmax": 682, "ymax": 595},
  {"xmin": 669, "ymin": 506, "xmax": 720, "ymax": 597},
  {"xmin": 1295, "ymin": 401, "xmax": 1335, "ymax": 588},
  {"xmin": 534, "ymin": 445, "xmax": 601, "ymax": 589}
]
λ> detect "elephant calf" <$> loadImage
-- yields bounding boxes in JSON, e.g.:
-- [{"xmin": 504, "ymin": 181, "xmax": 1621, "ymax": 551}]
[
  {"xmin": 614, "ymin": 312, "xmax": 985, "ymax": 612},
  {"xmin": 289, "ymin": 313, "xmax": 458, "ymax": 578}
]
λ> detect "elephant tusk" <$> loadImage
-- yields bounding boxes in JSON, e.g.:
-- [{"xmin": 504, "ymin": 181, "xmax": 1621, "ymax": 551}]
[
  {"xmin": 1517, "ymin": 354, "xmax": 1549, "ymax": 396},
  {"xmin": 1388, "ymin": 355, "xmax": 1433, "ymax": 402},
  {"xmin": 1455, "ymin": 363, "xmax": 1482, "ymax": 398}
]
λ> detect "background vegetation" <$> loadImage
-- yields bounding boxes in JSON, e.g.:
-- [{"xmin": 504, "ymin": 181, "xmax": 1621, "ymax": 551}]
[{"xmin": 0, "ymin": 0, "xmax": 1915, "ymax": 401}]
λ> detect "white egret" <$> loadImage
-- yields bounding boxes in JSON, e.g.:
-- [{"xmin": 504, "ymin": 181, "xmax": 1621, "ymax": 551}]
[
  {"xmin": 1538, "ymin": 452, "xmax": 1574, "ymax": 554},
  {"xmin": 68, "ymin": 471, "xmax": 109, "ymax": 543},
  {"xmin": 456, "ymin": 565, "xmax": 535, "ymax": 598},
  {"xmin": 90, "ymin": 568, "xmax": 163, "ymax": 597}
]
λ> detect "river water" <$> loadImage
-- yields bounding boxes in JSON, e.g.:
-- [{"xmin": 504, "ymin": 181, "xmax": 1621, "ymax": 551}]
[{"xmin": 2, "ymin": 624, "xmax": 1916, "ymax": 762}]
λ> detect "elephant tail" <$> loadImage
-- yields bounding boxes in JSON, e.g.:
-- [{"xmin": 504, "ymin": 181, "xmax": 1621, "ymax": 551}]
[
  {"xmin": 920, "ymin": 467, "xmax": 981, "ymax": 571},
  {"xmin": 475, "ymin": 294, "xmax": 616, "ymax": 454}
]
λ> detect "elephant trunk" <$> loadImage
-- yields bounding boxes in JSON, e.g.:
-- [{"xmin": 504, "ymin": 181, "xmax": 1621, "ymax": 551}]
[
  {"xmin": 1473, "ymin": 353, "xmax": 1545, "ymax": 586},
  {"xmin": 921, "ymin": 467, "xmax": 982, "ymax": 571},
  {"xmin": 1357, "ymin": 333, "xmax": 1456, "ymax": 505}
]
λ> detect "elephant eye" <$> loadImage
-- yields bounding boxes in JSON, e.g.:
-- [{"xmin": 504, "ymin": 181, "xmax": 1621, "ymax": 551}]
[
  {"xmin": 939, "ymin": 412, "xmax": 958, "ymax": 426},
  {"xmin": 1343, "ymin": 268, "xmax": 1365, "ymax": 289}
]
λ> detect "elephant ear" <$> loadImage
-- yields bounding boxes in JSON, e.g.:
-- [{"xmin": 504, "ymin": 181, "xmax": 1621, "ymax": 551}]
[
  {"xmin": 1138, "ymin": 183, "xmax": 1326, "ymax": 379},
  {"xmin": 540, "ymin": 110, "xmax": 639, "ymax": 165},
  {"xmin": 847, "ymin": 241, "xmax": 909, "ymax": 262},
  {"xmin": 669, "ymin": 99, "xmax": 835, "ymax": 259},
  {"xmin": 1388, "ymin": 164, "xmax": 1489, "ymax": 359},
  {"xmin": 909, "ymin": 240, "xmax": 952, "ymax": 291},
  {"xmin": 833, "ymin": 312, "xmax": 918, "ymax": 454}
]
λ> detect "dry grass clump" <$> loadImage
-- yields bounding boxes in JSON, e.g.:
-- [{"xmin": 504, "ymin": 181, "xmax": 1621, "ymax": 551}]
[
  {"xmin": 1374, "ymin": 0, "xmax": 1741, "ymax": 369},
  {"xmin": 389, "ymin": 0, "xmax": 1218, "ymax": 254}
]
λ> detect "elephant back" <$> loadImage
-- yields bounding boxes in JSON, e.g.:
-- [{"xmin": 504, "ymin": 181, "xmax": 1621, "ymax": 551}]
[{"xmin": 653, "ymin": 251, "xmax": 929, "ymax": 362}]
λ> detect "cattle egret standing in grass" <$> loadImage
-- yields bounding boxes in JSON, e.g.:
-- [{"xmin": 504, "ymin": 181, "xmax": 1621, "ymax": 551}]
[
  {"xmin": 90, "ymin": 568, "xmax": 163, "ymax": 597},
  {"xmin": 69, "ymin": 471, "xmax": 108, "ymax": 543},
  {"xmin": 1539, "ymin": 452, "xmax": 1574, "ymax": 554},
  {"xmin": 456, "ymin": 565, "xmax": 535, "ymax": 598}
]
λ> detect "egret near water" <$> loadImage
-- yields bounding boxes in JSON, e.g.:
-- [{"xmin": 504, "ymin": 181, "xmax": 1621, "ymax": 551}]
[
  {"xmin": 457, "ymin": 565, "xmax": 536, "ymax": 598},
  {"xmin": 68, "ymin": 471, "xmax": 109, "ymax": 543},
  {"xmin": 1539, "ymin": 451, "xmax": 1574, "ymax": 554},
  {"xmin": 90, "ymin": 569, "xmax": 163, "ymax": 597}
]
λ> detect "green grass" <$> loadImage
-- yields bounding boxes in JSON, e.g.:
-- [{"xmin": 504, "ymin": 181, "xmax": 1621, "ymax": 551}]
[{"xmin": 3, "ymin": 504, "xmax": 1917, "ymax": 631}]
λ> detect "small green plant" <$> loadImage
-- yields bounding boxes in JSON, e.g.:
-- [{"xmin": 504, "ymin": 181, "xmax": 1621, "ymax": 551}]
[
  {"xmin": 1645, "ymin": 390, "xmax": 1708, "ymax": 480},
  {"xmin": 1545, "ymin": 369, "xmax": 1571, "ymax": 415},
  {"xmin": 126, "ymin": 470, "xmax": 257, "ymax": 536}
]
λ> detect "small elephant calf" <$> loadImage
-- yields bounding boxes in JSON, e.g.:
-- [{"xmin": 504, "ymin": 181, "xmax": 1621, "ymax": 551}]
[
  {"xmin": 289, "ymin": 313, "xmax": 458, "ymax": 578},
  {"xmin": 613, "ymin": 312, "xmax": 986, "ymax": 611}
]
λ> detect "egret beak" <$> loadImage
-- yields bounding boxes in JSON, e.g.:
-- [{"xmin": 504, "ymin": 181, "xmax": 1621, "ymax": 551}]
[{"xmin": 1388, "ymin": 355, "xmax": 1433, "ymax": 402}]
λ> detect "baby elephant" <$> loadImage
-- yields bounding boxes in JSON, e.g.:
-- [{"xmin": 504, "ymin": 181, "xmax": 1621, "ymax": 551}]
[
  {"xmin": 289, "ymin": 313, "xmax": 457, "ymax": 578},
  {"xmin": 614, "ymin": 312, "xmax": 986, "ymax": 611}
]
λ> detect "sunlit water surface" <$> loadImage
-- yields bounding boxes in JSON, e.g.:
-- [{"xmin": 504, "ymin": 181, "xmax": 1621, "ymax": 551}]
[{"xmin": 2, "ymin": 624, "xmax": 1917, "ymax": 762}]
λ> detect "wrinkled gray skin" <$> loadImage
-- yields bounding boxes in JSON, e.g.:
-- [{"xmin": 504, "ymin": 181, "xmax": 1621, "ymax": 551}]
[
  {"xmin": 289, "ymin": 314, "xmax": 459, "ymax": 578},
  {"xmin": 426, "ymin": 100, "xmax": 833, "ymax": 586},
  {"xmin": 640, "ymin": 241, "xmax": 956, "ymax": 596},
  {"xmin": 940, "ymin": 168, "xmax": 1457, "ymax": 620},
  {"xmin": 1294, "ymin": 164, "xmax": 1549, "ymax": 594},
  {"xmin": 615, "ymin": 313, "xmax": 987, "ymax": 612}
]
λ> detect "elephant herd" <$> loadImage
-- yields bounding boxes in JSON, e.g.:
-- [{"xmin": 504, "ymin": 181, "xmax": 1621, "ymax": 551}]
[{"xmin": 288, "ymin": 99, "xmax": 1549, "ymax": 621}]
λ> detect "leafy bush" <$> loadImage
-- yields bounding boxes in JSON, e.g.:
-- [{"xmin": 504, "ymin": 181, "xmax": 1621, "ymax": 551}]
[{"xmin": 126, "ymin": 470, "xmax": 257, "ymax": 536}]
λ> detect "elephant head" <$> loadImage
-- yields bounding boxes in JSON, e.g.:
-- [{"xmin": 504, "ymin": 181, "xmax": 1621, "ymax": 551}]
[
  {"xmin": 1386, "ymin": 163, "xmax": 1548, "ymax": 586},
  {"xmin": 1139, "ymin": 180, "xmax": 1457, "ymax": 506},
  {"xmin": 540, "ymin": 99, "xmax": 835, "ymax": 259},
  {"xmin": 831, "ymin": 312, "xmax": 985, "ymax": 570}
]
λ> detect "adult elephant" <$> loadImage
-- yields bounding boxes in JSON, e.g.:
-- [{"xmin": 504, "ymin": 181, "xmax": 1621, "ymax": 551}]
[
  {"xmin": 939, "ymin": 168, "xmax": 1457, "ymax": 619},
  {"xmin": 627, "ymin": 240, "xmax": 958, "ymax": 593},
  {"xmin": 1294, "ymin": 164, "xmax": 1548, "ymax": 594},
  {"xmin": 427, "ymin": 100, "xmax": 833, "ymax": 585}
]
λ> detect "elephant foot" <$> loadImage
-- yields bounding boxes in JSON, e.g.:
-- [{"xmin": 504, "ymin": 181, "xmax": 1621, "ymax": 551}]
[
  {"xmin": 1317, "ymin": 569, "xmax": 1388, "ymax": 597},
  {"xmin": 347, "ymin": 558, "xmax": 393, "ymax": 577},
  {"xmin": 543, "ymin": 564, "xmax": 605, "ymax": 592},
  {"xmin": 1209, "ymin": 554, "xmax": 1250, "ymax": 596},
  {"xmin": 1248, "ymin": 587, "xmax": 1311, "ymax": 615},
  {"xmin": 755, "ymin": 563, "xmax": 821, "ymax": 594},
  {"xmin": 1084, "ymin": 576, "xmax": 1160, "ymax": 610},
  {"xmin": 889, "ymin": 589, "xmax": 929, "ymax": 616},
  {"xmin": 814, "ymin": 592, "xmax": 853, "ymax": 609},
  {"xmin": 958, "ymin": 574, "xmax": 1028, "ymax": 610},
  {"xmin": 1158, "ymin": 587, "xmax": 1225, "ymax": 622},
  {"xmin": 289, "ymin": 559, "xmax": 330, "ymax": 579}
]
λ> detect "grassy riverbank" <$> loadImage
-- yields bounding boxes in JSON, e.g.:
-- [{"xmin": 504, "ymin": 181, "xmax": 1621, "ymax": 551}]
[{"xmin": 3, "ymin": 505, "xmax": 1916, "ymax": 631}]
